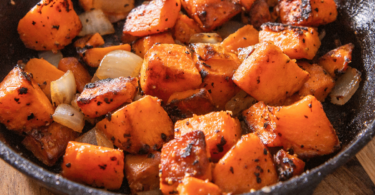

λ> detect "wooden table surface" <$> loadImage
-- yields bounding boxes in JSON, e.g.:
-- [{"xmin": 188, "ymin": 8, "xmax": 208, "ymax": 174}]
[{"xmin": 1, "ymin": 141, "xmax": 375, "ymax": 195}]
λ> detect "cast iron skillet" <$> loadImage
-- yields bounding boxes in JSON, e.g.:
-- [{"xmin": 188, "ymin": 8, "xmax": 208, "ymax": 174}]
[{"xmin": 0, "ymin": 0, "xmax": 374, "ymax": 194}]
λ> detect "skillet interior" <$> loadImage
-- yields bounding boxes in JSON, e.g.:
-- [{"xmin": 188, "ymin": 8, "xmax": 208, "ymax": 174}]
[{"xmin": 0, "ymin": 0, "xmax": 375, "ymax": 194}]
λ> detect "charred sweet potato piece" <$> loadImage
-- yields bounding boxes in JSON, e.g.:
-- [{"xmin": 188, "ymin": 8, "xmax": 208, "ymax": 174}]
[
  {"xmin": 279, "ymin": 0, "xmax": 337, "ymax": 26},
  {"xmin": 318, "ymin": 43, "xmax": 354, "ymax": 78},
  {"xmin": 96, "ymin": 95, "xmax": 173, "ymax": 154},
  {"xmin": 221, "ymin": 25, "xmax": 259, "ymax": 53},
  {"xmin": 160, "ymin": 130, "xmax": 212, "ymax": 194},
  {"xmin": 123, "ymin": 0, "xmax": 180, "ymax": 36},
  {"xmin": 242, "ymin": 101, "xmax": 282, "ymax": 147},
  {"xmin": 77, "ymin": 77, "xmax": 138, "ymax": 118},
  {"xmin": 82, "ymin": 44, "xmax": 131, "ymax": 67},
  {"xmin": 58, "ymin": 57, "xmax": 92, "ymax": 93},
  {"xmin": 17, "ymin": 0, "xmax": 82, "ymax": 51},
  {"xmin": 177, "ymin": 177, "xmax": 222, "ymax": 195},
  {"xmin": 140, "ymin": 44, "xmax": 202, "ymax": 102},
  {"xmin": 132, "ymin": 33, "xmax": 175, "ymax": 58},
  {"xmin": 172, "ymin": 14, "xmax": 202, "ymax": 44},
  {"xmin": 24, "ymin": 58, "xmax": 65, "ymax": 99},
  {"xmin": 181, "ymin": 0, "xmax": 241, "ymax": 31},
  {"xmin": 0, "ymin": 67, "xmax": 54, "ymax": 134},
  {"xmin": 274, "ymin": 149, "xmax": 305, "ymax": 181},
  {"xmin": 125, "ymin": 152, "xmax": 161, "ymax": 194},
  {"xmin": 213, "ymin": 133, "xmax": 278, "ymax": 193},
  {"xmin": 174, "ymin": 111, "xmax": 241, "ymax": 162},
  {"xmin": 238, "ymin": 0, "xmax": 256, "ymax": 11},
  {"xmin": 191, "ymin": 43, "xmax": 241, "ymax": 109},
  {"xmin": 61, "ymin": 141, "xmax": 124, "ymax": 190},
  {"xmin": 22, "ymin": 122, "xmax": 78, "ymax": 166},
  {"xmin": 259, "ymin": 23, "xmax": 321, "ymax": 60},
  {"xmin": 298, "ymin": 61, "xmax": 335, "ymax": 102},
  {"xmin": 164, "ymin": 88, "xmax": 216, "ymax": 122},
  {"xmin": 233, "ymin": 42, "xmax": 309, "ymax": 105},
  {"xmin": 242, "ymin": 0, "xmax": 271, "ymax": 29},
  {"xmin": 225, "ymin": 90, "xmax": 257, "ymax": 117},
  {"xmin": 273, "ymin": 95, "xmax": 340, "ymax": 158}
]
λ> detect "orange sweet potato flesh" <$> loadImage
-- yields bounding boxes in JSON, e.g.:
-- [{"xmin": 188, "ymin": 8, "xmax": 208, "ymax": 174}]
[
  {"xmin": 0, "ymin": 67, "xmax": 54, "ymax": 134},
  {"xmin": 58, "ymin": 57, "xmax": 92, "ymax": 92},
  {"xmin": 86, "ymin": 33, "xmax": 105, "ymax": 47},
  {"xmin": 160, "ymin": 130, "xmax": 212, "ymax": 194},
  {"xmin": 233, "ymin": 42, "xmax": 309, "ymax": 105},
  {"xmin": 96, "ymin": 95, "xmax": 174, "ymax": 154},
  {"xmin": 177, "ymin": 177, "xmax": 222, "ymax": 195},
  {"xmin": 274, "ymin": 149, "xmax": 305, "ymax": 181},
  {"xmin": 174, "ymin": 111, "xmax": 241, "ymax": 162},
  {"xmin": 77, "ymin": 77, "xmax": 138, "ymax": 118},
  {"xmin": 83, "ymin": 44, "xmax": 131, "ymax": 67},
  {"xmin": 140, "ymin": 44, "xmax": 202, "ymax": 102},
  {"xmin": 61, "ymin": 141, "xmax": 125, "ymax": 190},
  {"xmin": 213, "ymin": 133, "xmax": 278, "ymax": 193},
  {"xmin": 24, "ymin": 58, "xmax": 65, "ymax": 99},
  {"xmin": 123, "ymin": 0, "xmax": 181, "ymax": 36},
  {"xmin": 242, "ymin": 101, "xmax": 282, "ymax": 147},
  {"xmin": 125, "ymin": 152, "xmax": 161, "ymax": 194},
  {"xmin": 22, "ymin": 122, "xmax": 78, "ymax": 166},
  {"xmin": 259, "ymin": 23, "xmax": 321, "ymax": 60},
  {"xmin": 318, "ymin": 43, "xmax": 354, "ymax": 78},
  {"xmin": 181, "ymin": 0, "xmax": 241, "ymax": 31},
  {"xmin": 17, "ymin": 0, "xmax": 82, "ymax": 51},
  {"xmin": 221, "ymin": 25, "xmax": 259, "ymax": 53},
  {"xmin": 279, "ymin": 0, "xmax": 337, "ymax": 26},
  {"xmin": 273, "ymin": 95, "xmax": 340, "ymax": 158},
  {"xmin": 172, "ymin": 14, "xmax": 202, "ymax": 44},
  {"xmin": 298, "ymin": 61, "xmax": 335, "ymax": 102},
  {"xmin": 132, "ymin": 32, "xmax": 175, "ymax": 58},
  {"xmin": 191, "ymin": 43, "xmax": 241, "ymax": 109}
]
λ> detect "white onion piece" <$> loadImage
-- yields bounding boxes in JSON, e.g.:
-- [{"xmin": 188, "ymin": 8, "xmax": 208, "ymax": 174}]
[
  {"xmin": 189, "ymin": 33, "xmax": 223, "ymax": 44},
  {"xmin": 330, "ymin": 67, "xmax": 362, "ymax": 105},
  {"xmin": 137, "ymin": 190, "xmax": 163, "ymax": 195},
  {"xmin": 96, "ymin": 50, "xmax": 143, "ymax": 79},
  {"xmin": 38, "ymin": 51, "xmax": 63, "ymax": 67},
  {"xmin": 225, "ymin": 90, "xmax": 257, "ymax": 116},
  {"xmin": 51, "ymin": 70, "xmax": 76, "ymax": 106},
  {"xmin": 216, "ymin": 21, "xmax": 245, "ymax": 39},
  {"xmin": 238, "ymin": 45, "xmax": 256, "ymax": 62},
  {"xmin": 319, "ymin": 29, "xmax": 326, "ymax": 41},
  {"xmin": 52, "ymin": 104, "xmax": 85, "ymax": 133},
  {"xmin": 78, "ymin": 9, "xmax": 115, "ymax": 36},
  {"xmin": 91, "ymin": 73, "xmax": 100, "ymax": 82},
  {"xmin": 75, "ymin": 127, "xmax": 114, "ymax": 148}
]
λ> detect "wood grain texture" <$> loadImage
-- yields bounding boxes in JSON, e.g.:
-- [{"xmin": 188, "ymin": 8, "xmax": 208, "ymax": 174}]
[{"xmin": 356, "ymin": 137, "xmax": 375, "ymax": 185}]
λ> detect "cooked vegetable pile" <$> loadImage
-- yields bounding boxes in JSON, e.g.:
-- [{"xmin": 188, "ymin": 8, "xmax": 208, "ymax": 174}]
[{"xmin": 0, "ymin": 0, "xmax": 362, "ymax": 194}]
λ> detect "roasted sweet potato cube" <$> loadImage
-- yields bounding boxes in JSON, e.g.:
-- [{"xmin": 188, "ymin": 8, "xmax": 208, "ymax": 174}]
[
  {"xmin": 274, "ymin": 149, "xmax": 305, "ymax": 181},
  {"xmin": 298, "ymin": 61, "xmax": 335, "ymax": 102},
  {"xmin": 238, "ymin": 0, "xmax": 256, "ymax": 11},
  {"xmin": 318, "ymin": 43, "xmax": 354, "ymax": 78},
  {"xmin": 259, "ymin": 23, "xmax": 321, "ymax": 60},
  {"xmin": 177, "ymin": 177, "xmax": 222, "ymax": 195},
  {"xmin": 160, "ymin": 130, "xmax": 212, "ymax": 194},
  {"xmin": 242, "ymin": 101, "xmax": 282, "ymax": 147},
  {"xmin": 77, "ymin": 77, "xmax": 138, "ymax": 118},
  {"xmin": 221, "ymin": 25, "xmax": 259, "ymax": 53},
  {"xmin": 61, "ymin": 141, "xmax": 124, "ymax": 190},
  {"xmin": 22, "ymin": 122, "xmax": 78, "ymax": 166},
  {"xmin": 164, "ymin": 88, "xmax": 216, "ymax": 122},
  {"xmin": 191, "ymin": 43, "xmax": 241, "ymax": 109},
  {"xmin": 233, "ymin": 42, "xmax": 309, "ymax": 105},
  {"xmin": 24, "ymin": 58, "xmax": 65, "ymax": 99},
  {"xmin": 0, "ymin": 67, "xmax": 54, "ymax": 134},
  {"xmin": 140, "ymin": 44, "xmax": 202, "ymax": 102},
  {"xmin": 174, "ymin": 111, "xmax": 241, "ymax": 162},
  {"xmin": 279, "ymin": 0, "xmax": 337, "ymax": 26},
  {"xmin": 132, "ymin": 32, "xmax": 175, "ymax": 58},
  {"xmin": 82, "ymin": 44, "xmax": 131, "ymax": 67},
  {"xmin": 242, "ymin": 0, "xmax": 271, "ymax": 29},
  {"xmin": 74, "ymin": 33, "xmax": 105, "ymax": 48},
  {"xmin": 172, "ymin": 14, "xmax": 202, "ymax": 44},
  {"xmin": 123, "ymin": 0, "xmax": 180, "ymax": 36},
  {"xmin": 274, "ymin": 95, "xmax": 340, "ymax": 158},
  {"xmin": 181, "ymin": 0, "xmax": 241, "ymax": 31},
  {"xmin": 17, "ymin": 0, "xmax": 82, "ymax": 51},
  {"xmin": 213, "ymin": 133, "xmax": 278, "ymax": 193},
  {"xmin": 96, "ymin": 95, "xmax": 174, "ymax": 154},
  {"xmin": 125, "ymin": 152, "xmax": 161, "ymax": 194},
  {"xmin": 58, "ymin": 57, "xmax": 92, "ymax": 92}
]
